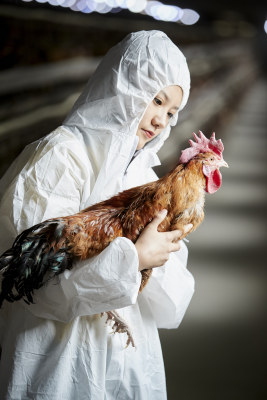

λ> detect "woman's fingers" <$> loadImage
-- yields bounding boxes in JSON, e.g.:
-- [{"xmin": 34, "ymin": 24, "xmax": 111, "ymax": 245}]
[
  {"xmin": 135, "ymin": 210, "xmax": 194, "ymax": 270},
  {"xmin": 169, "ymin": 241, "xmax": 181, "ymax": 252},
  {"xmin": 167, "ymin": 230, "xmax": 183, "ymax": 242},
  {"xmin": 183, "ymin": 223, "xmax": 193, "ymax": 234},
  {"xmin": 150, "ymin": 209, "xmax": 168, "ymax": 228},
  {"xmin": 168, "ymin": 224, "xmax": 193, "ymax": 242}
]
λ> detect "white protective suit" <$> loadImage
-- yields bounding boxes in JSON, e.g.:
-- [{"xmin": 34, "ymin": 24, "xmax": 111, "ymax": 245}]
[{"xmin": 0, "ymin": 30, "xmax": 194, "ymax": 399}]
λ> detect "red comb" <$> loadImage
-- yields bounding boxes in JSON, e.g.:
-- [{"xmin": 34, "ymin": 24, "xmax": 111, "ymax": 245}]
[{"xmin": 179, "ymin": 131, "xmax": 224, "ymax": 164}]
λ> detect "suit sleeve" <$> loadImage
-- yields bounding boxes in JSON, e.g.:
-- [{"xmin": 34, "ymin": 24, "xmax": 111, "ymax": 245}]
[
  {"xmin": 0, "ymin": 139, "xmax": 141, "ymax": 322},
  {"xmin": 29, "ymin": 238, "xmax": 141, "ymax": 322},
  {"xmin": 142, "ymin": 241, "xmax": 195, "ymax": 328}
]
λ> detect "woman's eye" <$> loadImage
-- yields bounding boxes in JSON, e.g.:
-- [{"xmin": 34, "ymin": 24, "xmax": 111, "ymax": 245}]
[
  {"xmin": 154, "ymin": 98, "xmax": 162, "ymax": 105},
  {"xmin": 168, "ymin": 112, "xmax": 174, "ymax": 119}
]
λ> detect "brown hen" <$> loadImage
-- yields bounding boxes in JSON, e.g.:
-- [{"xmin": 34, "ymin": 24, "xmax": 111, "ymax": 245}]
[{"xmin": 0, "ymin": 131, "xmax": 228, "ymax": 346}]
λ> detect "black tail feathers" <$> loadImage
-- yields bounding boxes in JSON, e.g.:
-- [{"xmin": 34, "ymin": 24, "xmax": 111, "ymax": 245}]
[{"xmin": 0, "ymin": 221, "xmax": 73, "ymax": 308}]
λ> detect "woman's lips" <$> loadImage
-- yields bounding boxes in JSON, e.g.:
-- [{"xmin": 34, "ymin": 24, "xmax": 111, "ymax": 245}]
[{"xmin": 142, "ymin": 129, "xmax": 155, "ymax": 139}]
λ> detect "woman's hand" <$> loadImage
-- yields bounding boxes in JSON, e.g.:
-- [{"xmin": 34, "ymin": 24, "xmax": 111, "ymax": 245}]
[{"xmin": 135, "ymin": 209, "xmax": 192, "ymax": 271}]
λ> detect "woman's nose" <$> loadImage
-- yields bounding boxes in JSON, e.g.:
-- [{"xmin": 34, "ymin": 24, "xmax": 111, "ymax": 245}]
[{"xmin": 152, "ymin": 113, "xmax": 167, "ymax": 129}]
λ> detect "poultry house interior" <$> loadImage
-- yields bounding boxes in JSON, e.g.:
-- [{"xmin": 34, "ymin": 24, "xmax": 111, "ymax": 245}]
[{"xmin": 0, "ymin": 0, "xmax": 266, "ymax": 398}]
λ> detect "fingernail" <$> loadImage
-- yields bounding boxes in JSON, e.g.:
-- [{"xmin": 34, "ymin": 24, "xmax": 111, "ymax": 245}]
[
  {"xmin": 160, "ymin": 209, "xmax": 167, "ymax": 217},
  {"xmin": 184, "ymin": 224, "xmax": 193, "ymax": 233}
]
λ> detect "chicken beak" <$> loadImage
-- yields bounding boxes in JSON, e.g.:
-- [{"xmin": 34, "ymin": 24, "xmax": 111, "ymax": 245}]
[{"xmin": 218, "ymin": 159, "xmax": 229, "ymax": 168}]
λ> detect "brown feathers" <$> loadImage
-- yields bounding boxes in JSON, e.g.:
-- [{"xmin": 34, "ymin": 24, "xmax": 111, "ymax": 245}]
[{"xmin": 44, "ymin": 157, "xmax": 207, "ymax": 290}]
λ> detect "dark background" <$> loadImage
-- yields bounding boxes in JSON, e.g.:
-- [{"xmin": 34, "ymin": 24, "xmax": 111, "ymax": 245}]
[{"xmin": 0, "ymin": 1, "xmax": 266, "ymax": 399}]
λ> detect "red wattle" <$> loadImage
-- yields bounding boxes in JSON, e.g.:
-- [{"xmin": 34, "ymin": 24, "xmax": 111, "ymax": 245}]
[{"xmin": 204, "ymin": 168, "xmax": 222, "ymax": 194}]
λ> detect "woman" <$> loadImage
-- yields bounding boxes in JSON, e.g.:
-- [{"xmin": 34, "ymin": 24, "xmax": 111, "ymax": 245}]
[{"xmin": 0, "ymin": 30, "xmax": 194, "ymax": 399}]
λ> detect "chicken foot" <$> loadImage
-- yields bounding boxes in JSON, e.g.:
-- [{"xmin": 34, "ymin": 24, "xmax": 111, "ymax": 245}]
[{"xmin": 102, "ymin": 310, "xmax": 135, "ymax": 348}]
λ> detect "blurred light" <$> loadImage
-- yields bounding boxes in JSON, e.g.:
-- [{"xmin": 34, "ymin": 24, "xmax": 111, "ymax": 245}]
[
  {"xmin": 264, "ymin": 20, "xmax": 267, "ymax": 34},
  {"xmin": 151, "ymin": 4, "xmax": 165, "ymax": 20},
  {"xmin": 127, "ymin": 0, "xmax": 147, "ymax": 13},
  {"xmin": 86, "ymin": 0, "xmax": 97, "ymax": 10},
  {"xmin": 76, "ymin": 0, "xmax": 96, "ymax": 12},
  {"xmin": 76, "ymin": 0, "xmax": 87, "ymax": 11},
  {"xmin": 151, "ymin": 4, "xmax": 182, "ymax": 22},
  {"xmin": 94, "ymin": 1, "xmax": 112, "ymax": 13},
  {"xmin": 61, "ymin": 0, "xmax": 76, "ymax": 6},
  {"xmin": 77, "ymin": 0, "xmax": 96, "ymax": 12},
  {"xmin": 114, "ymin": 0, "xmax": 125, "ymax": 5},
  {"xmin": 145, "ymin": 0, "xmax": 160, "ymax": 16},
  {"xmin": 19, "ymin": 0, "xmax": 200, "ymax": 25},
  {"xmin": 171, "ymin": 6, "xmax": 183, "ymax": 22},
  {"xmin": 70, "ymin": 4, "xmax": 80, "ymax": 10},
  {"xmin": 180, "ymin": 8, "xmax": 200, "ymax": 25},
  {"xmin": 118, "ymin": 0, "xmax": 129, "ymax": 9},
  {"xmin": 97, "ymin": 5, "xmax": 112, "ymax": 13},
  {"xmin": 105, "ymin": 0, "xmax": 120, "ymax": 7},
  {"xmin": 48, "ymin": 0, "xmax": 66, "ymax": 5},
  {"xmin": 81, "ymin": 7, "xmax": 93, "ymax": 12}
]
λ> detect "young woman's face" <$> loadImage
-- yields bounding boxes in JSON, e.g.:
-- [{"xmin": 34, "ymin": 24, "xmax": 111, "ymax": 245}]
[{"xmin": 136, "ymin": 85, "xmax": 183, "ymax": 150}]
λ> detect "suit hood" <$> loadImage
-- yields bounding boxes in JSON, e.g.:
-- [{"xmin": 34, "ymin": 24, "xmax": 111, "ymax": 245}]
[{"xmin": 63, "ymin": 30, "xmax": 190, "ymax": 204}]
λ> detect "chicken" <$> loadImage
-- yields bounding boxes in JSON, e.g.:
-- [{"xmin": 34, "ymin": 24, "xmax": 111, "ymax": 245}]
[{"xmin": 0, "ymin": 131, "xmax": 228, "ymax": 346}]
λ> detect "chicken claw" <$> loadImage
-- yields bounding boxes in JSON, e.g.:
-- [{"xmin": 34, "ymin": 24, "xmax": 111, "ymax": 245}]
[{"xmin": 102, "ymin": 310, "xmax": 135, "ymax": 348}]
